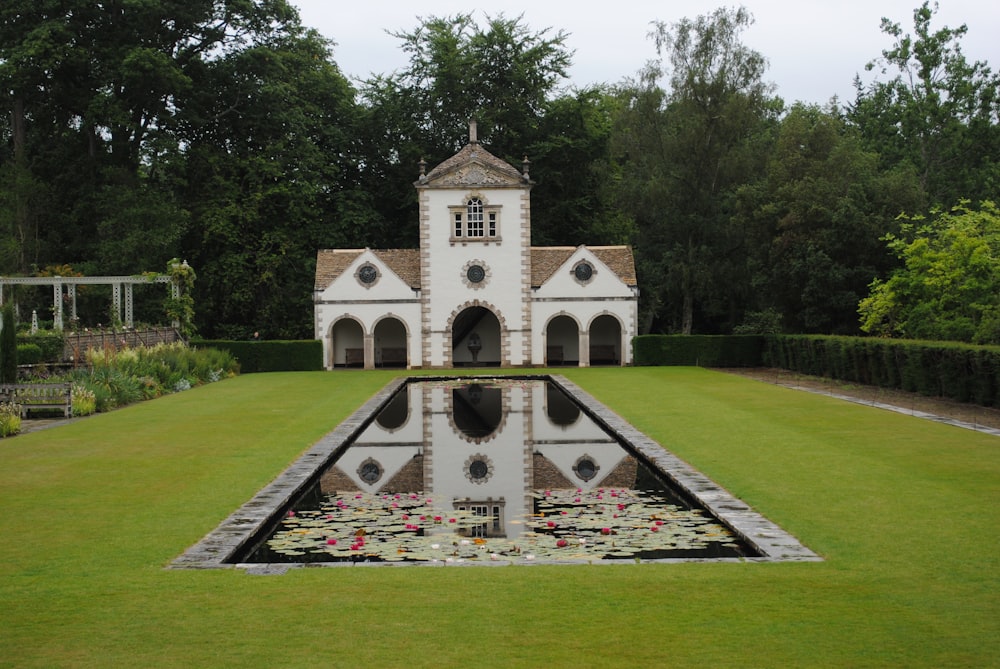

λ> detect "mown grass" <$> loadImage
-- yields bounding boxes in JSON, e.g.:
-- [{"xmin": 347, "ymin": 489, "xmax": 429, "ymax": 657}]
[{"xmin": 1, "ymin": 367, "xmax": 997, "ymax": 668}]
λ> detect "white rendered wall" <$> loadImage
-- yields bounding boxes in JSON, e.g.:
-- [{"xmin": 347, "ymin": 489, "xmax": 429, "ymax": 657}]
[
  {"xmin": 531, "ymin": 249, "xmax": 638, "ymax": 366},
  {"xmin": 420, "ymin": 186, "xmax": 531, "ymax": 367},
  {"xmin": 314, "ymin": 252, "xmax": 422, "ymax": 369}
]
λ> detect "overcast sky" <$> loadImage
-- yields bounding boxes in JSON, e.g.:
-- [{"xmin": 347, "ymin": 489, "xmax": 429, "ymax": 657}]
[{"xmin": 292, "ymin": 0, "xmax": 997, "ymax": 106}]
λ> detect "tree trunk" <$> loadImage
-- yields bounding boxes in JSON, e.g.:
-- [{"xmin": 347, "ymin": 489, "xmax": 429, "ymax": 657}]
[{"xmin": 11, "ymin": 96, "xmax": 29, "ymax": 272}]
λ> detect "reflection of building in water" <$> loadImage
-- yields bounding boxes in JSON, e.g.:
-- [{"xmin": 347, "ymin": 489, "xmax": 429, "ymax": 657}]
[{"xmin": 319, "ymin": 381, "xmax": 637, "ymax": 540}]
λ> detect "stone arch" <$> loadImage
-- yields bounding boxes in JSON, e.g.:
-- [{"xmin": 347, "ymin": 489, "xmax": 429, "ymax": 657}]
[
  {"xmin": 328, "ymin": 315, "xmax": 366, "ymax": 368},
  {"xmin": 373, "ymin": 314, "xmax": 409, "ymax": 368},
  {"xmin": 445, "ymin": 381, "xmax": 508, "ymax": 444},
  {"xmin": 543, "ymin": 312, "xmax": 581, "ymax": 366},
  {"xmin": 587, "ymin": 312, "xmax": 624, "ymax": 366},
  {"xmin": 447, "ymin": 300, "xmax": 506, "ymax": 368}
]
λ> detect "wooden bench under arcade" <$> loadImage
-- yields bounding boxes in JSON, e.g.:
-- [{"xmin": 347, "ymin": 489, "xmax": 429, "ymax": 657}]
[{"xmin": 589, "ymin": 345, "xmax": 618, "ymax": 366}]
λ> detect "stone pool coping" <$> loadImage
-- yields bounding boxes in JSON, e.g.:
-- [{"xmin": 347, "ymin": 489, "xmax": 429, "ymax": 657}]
[{"xmin": 170, "ymin": 375, "xmax": 820, "ymax": 570}]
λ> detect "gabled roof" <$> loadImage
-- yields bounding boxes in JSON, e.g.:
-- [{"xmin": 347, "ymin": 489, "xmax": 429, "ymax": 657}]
[
  {"xmin": 423, "ymin": 141, "xmax": 523, "ymax": 183},
  {"xmin": 315, "ymin": 245, "xmax": 636, "ymax": 292},
  {"xmin": 314, "ymin": 248, "xmax": 421, "ymax": 291},
  {"xmin": 530, "ymin": 246, "xmax": 638, "ymax": 288}
]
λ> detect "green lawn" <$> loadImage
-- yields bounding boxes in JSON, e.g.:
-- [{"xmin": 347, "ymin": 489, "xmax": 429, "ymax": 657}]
[{"xmin": 2, "ymin": 367, "xmax": 997, "ymax": 668}]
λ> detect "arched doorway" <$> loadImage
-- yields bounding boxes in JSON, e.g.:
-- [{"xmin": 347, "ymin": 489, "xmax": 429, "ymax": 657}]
[
  {"xmin": 330, "ymin": 318, "xmax": 365, "ymax": 368},
  {"xmin": 374, "ymin": 317, "xmax": 408, "ymax": 368},
  {"xmin": 589, "ymin": 314, "xmax": 622, "ymax": 366},
  {"xmin": 545, "ymin": 314, "xmax": 580, "ymax": 366},
  {"xmin": 451, "ymin": 306, "xmax": 501, "ymax": 367}
]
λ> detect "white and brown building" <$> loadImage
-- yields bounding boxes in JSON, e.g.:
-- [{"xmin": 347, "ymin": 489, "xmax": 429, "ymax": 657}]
[{"xmin": 314, "ymin": 123, "xmax": 639, "ymax": 369}]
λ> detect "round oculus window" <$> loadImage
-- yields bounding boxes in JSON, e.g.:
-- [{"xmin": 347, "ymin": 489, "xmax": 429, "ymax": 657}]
[
  {"xmin": 358, "ymin": 459, "xmax": 383, "ymax": 484},
  {"xmin": 469, "ymin": 459, "xmax": 489, "ymax": 480},
  {"xmin": 466, "ymin": 264, "xmax": 486, "ymax": 283},
  {"xmin": 358, "ymin": 264, "xmax": 378, "ymax": 284},
  {"xmin": 574, "ymin": 262, "xmax": 594, "ymax": 282}
]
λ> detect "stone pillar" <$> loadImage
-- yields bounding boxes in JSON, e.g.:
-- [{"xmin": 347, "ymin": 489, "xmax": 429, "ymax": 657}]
[
  {"xmin": 579, "ymin": 331, "xmax": 590, "ymax": 367},
  {"xmin": 364, "ymin": 333, "xmax": 375, "ymax": 370},
  {"xmin": 53, "ymin": 280, "xmax": 64, "ymax": 330},
  {"xmin": 124, "ymin": 283, "xmax": 134, "ymax": 327},
  {"xmin": 67, "ymin": 283, "xmax": 77, "ymax": 323},
  {"xmin": 112, "ymin": 282, "xmax": 122, "ymax": 327}
]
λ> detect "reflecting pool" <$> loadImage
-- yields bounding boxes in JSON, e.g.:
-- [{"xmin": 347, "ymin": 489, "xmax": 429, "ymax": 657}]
[
  {"xmin": 174, "ymin": 375, "xmax": 820, "ymax": 569},
  {"xmin": 237, "ymin": 378, "xmax": 756, "ymax": 564}
]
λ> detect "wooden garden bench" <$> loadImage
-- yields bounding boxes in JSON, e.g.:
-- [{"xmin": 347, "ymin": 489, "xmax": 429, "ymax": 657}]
[
  {"xmin": 546, "ymin": 345, "xmax": 564, "ymax": 365},
  {"xmin": 0, "ymin": 383, "xmax": 73, "ymax": 418},
  {"xmin": 344, "ymin": 348, "xmax": 364, "ymax": 367},
  {"xmin": 589, "ymin": 345, "xmax": 618, "ymax": 365},
  {"xmin": 379, "ymin": 347, "xmax": 407, "ymax": 367}
]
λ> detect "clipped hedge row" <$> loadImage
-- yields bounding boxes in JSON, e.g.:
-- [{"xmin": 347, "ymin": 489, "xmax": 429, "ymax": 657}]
[
  {"xmin": 194, "ymin": 340, "xmax": 323, "ymax": 373},
  {"xmin": 764, "ymin": 335, "xmax": 1000, "ymax": 407},
  {"xmin": 16, "ymin": 332, "xmax": 65, "ymax": 362},
  {"xmin": 633, "ymin": 335, "xmax": 765, "ymax": 367}
]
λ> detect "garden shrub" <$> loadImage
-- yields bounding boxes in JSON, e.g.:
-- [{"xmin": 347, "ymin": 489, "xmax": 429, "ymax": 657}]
[
  {"xmin": 16, "ymin": 343, "xmax": 43, "ymax": 366},
  {"xmin": 71, "ymin": 385, "xmax": 97, "ymax": 417},
  {"xmin": 68, "ymin": 342, "xmax": 239, "ymax": 413},
  {"xmin": 0, "ymin": 402, "xmax": 21, "ymax": 437},
  {"xmin": 763, "ymin": 335, "xmax": 1000, "ymax": 407},
  {"xmin": 194, "ymin": 340, "xmax": 321, "ymax": 373},
  {"xmin": 633, "ymin": 335, "xmax": 764, "ymax": 367},
  {"xmin": 16, "ymin": 331, "xmax": 65, "ymax": 362}
]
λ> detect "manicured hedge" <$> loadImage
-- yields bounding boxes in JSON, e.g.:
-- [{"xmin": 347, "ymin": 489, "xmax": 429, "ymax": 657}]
[
  {"xmin": 764, "ymin": 335, "xmax": 1000, "ymax": 407},
  {"xmin": 16, "ymin": 343, "xmax": 43, "ymax": 366},
  {"xmin": 16, "ymin": 332, "xmax": 65, "ymax": 362},
  {"xmin": 194, "ymin": 339, "xmax": 323, "ymax": 373},
  {"xmin": 633, "ymin": 335, "xmax": 765, "ymax": 367}
]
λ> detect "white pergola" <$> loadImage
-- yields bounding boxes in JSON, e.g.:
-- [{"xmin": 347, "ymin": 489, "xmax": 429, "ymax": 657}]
[{"xmin": 0, "ymin": 274, "xmax": 179, "ymax": 329}]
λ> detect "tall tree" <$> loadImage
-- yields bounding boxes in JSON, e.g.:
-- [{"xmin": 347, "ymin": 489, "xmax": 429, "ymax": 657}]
[
  {"xmin": 357, "ymin": 13, "xmax": 573, "ymax": 246},
  {"xmin": 528, "ymin": 87, "xmax": 628, "ymax": 246},
  {"xmin": 735, "ymin": 103, "xmax": 924, "ymax": 333},
  {"xmin": 0, "ymin": 0, "xmax": 306, "ymax": 274},
  {"xmin": 613, "ymin": 7, "xmax": 778, "ymax": 333},
  {"xmin": 850, "ymin": 1, "xmax": 1000, "ymax": 207},
  {"xmin": 178, "ymin": 25, "xmax": 362, "ymax": 338}
]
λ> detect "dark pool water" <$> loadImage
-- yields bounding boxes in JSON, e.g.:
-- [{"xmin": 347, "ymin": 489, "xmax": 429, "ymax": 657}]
[{"xmin": 235, "ymin": 378, "xmax": 756, "ymax": 565}]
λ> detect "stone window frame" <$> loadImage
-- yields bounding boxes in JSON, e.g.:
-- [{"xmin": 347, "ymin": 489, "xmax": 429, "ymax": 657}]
[
  {"xmin": 461, "ymin": 259, "xmax": 491, "ymax": 290},
  {"xmin": 354, "ymin": 262, "xmax": 381, "ymax": 289},
  {"xmin": 571, "ymin": 259, "xmax": 596, "ymax": 286},
  {"xmin": 450, "ymin": 193, "xmax": 501, "ymax": 242}
]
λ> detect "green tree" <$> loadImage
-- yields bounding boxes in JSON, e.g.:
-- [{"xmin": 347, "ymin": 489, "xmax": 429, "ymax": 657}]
[
  {"xmin": 0, "ymin": 0, "xmax": 305, "ymax": 274},
  {"xmin": 859, "ymin": 200, "xmax": 1000, "ymax": 344},
  {"xmin": 0, "ymin": 302, "xmax": 16, "ymax": 384},
  {"xmin": 850, "ymin": 2, "xmax": 1000, "ymax": 207},
  {"xmin": 357, "ymin": 13, "xmax": 573, "ymax": 246},
  {"xmin": 736, "ymin": 103, "xmax": 924, "ymax": 333},
  {"xmin": 528, "ymin": 87, "xmax": 628, "ymax": 246},
  {"xmin": 613, "ymin": 7, "xmax": 779, "ymax": 333},
  {"xmin": 178, "ymin": 25, "xmax": 362, "ymax": 339}
]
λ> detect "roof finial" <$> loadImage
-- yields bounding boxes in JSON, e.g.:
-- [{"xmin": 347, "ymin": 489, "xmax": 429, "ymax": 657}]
[{"xmin": 469, "ymin": 119, "xmax": 478, "ymax": 144}]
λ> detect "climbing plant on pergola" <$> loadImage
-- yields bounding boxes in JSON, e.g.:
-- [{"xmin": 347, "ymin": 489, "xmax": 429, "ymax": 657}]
[{"xmin": 0, "ymin": 260, "xmax": 194, "ymax": 333}]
